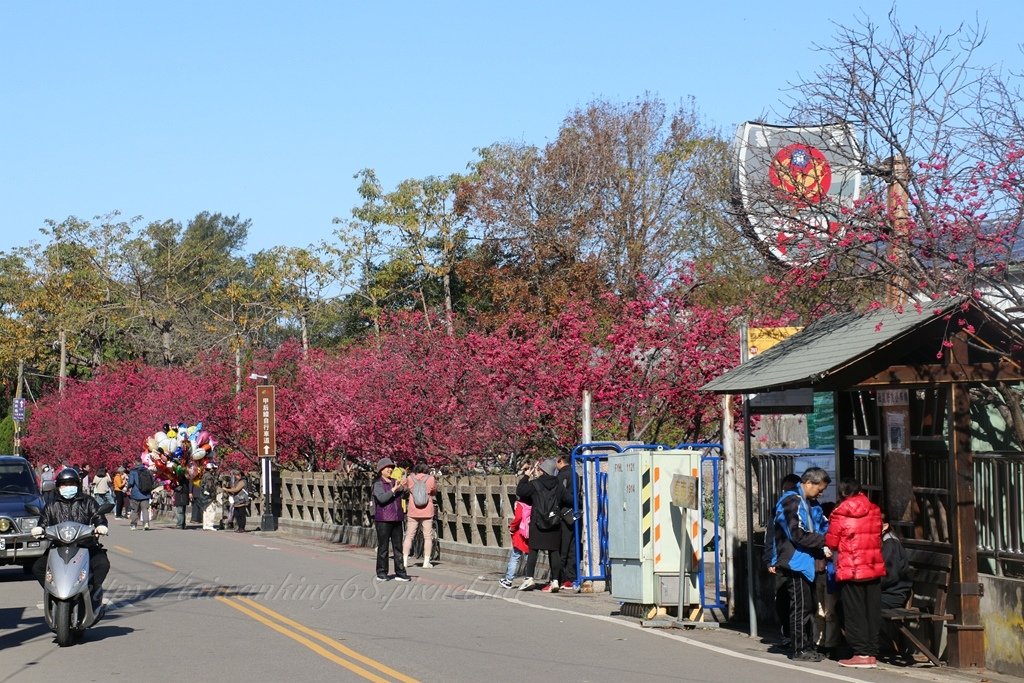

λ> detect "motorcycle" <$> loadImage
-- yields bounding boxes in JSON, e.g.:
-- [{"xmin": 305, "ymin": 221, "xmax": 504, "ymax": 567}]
[{"xmin": 26, "ymin": 503, "xmax": 113, "ymax": 646}]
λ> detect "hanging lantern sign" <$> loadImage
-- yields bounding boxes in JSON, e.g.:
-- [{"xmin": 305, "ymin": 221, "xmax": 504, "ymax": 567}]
[{"xmin": 734, "ymin": 122, "xmax": 862, "ymax": 265}]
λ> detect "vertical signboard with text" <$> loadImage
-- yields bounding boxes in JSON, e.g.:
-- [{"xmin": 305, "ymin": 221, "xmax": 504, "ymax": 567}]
[
  {"xmin": 12, "ymin": 398, "xmax": 26, "ymax": 455},
  {"xmin": 256, "ymin": 386, "xmax": 276, "ymax": 457}
]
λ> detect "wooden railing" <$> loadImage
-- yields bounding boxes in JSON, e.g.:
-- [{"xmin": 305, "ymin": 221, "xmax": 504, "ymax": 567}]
[
  {"xmin": 974, "ymin": 453, "xmax": 1024, "ymax": 573},
  {"xmin": 255, "ymin": 471, "xmax": 522, "ymax": 550}
]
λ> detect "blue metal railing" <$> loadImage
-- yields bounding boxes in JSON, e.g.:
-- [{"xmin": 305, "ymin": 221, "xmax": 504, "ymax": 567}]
[
  {"xmin": 571, "ymin": 443, "xmax": 624, "ymax": 586},
  {"xmin": 677, "ymin": 442, "xmax": 726, "ymax": 611},
  {"xmin": 571, "ymin": 441, "xmax": 725, "ymax": 610}
]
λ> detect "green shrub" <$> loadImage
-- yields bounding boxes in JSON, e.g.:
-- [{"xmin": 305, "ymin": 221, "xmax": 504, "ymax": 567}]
[{"xmin": 0, "ymin": 415, "xmax": 14, "ymax": 454}]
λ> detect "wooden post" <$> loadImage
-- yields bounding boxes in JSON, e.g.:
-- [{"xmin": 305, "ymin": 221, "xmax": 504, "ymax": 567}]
[{"xmin": 946, "ymin": 335, "xmax": 985, "ymax": 668}]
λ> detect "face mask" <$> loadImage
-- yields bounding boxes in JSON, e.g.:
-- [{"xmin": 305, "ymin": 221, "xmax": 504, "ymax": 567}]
[{"xmin": 59, "ymin": 486, "xmax": 78, "ymax": 500}]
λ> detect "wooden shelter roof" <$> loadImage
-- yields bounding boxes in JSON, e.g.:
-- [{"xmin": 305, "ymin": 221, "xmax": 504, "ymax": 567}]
[{"xmin": 702, "ymin": 296, "xmax": 1024, "ymax": 394}]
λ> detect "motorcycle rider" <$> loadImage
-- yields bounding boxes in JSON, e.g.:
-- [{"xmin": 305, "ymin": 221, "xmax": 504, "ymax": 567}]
[{"xmin": 31, "ymin": 468, "xmax": 110, "ymax": 605}]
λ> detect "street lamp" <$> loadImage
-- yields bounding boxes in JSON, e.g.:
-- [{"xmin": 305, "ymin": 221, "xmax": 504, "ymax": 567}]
[{"xmin": 250, "ymin": 373, "xmax": 277, "ymax": 532}]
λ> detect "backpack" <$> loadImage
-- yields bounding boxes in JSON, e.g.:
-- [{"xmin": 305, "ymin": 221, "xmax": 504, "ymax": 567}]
[
  {"xmin": 531, "ymin": 480, "xmax": 560, "ymax": 530},
  {"xmin": 411, "ymin": 475, "xmax": 430, "ymax": 508},
  {"xmin": 136, "ymin": 468, "xmax": 156, "ymax": 495},
  {"xmin": 233, "ymin": 487, "xmax": 251, "ymax": 506},
  {"xmin": 516, "ymin": 501, "xmax": 532, "ymax": 540}
]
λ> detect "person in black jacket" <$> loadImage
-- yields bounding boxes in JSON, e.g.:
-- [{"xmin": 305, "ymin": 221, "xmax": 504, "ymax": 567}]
[
  {"xmin": 879, "ymin": 516, "xmax": 913, "ymax": 657},
  {"xmin": 31, "ymin": 468, "xmax": 110, "ymax": 602},
  {"xmin": 555, "ymin": 454, "xmax": 580, "ymax": 590},
  {"xmin": 172, "ymin": 470, "xmax": 191, "ymax": 529},
  {"xmin": 516, "ymin": 458, "xmax": 572, "ymax": 592},
  {"xmin": 880, "ymin": 518, "xmax": 911, "ymax": 608},
  {"xmin": 764, "ymin": 473, "xmax": 801, "ymax": 646}
]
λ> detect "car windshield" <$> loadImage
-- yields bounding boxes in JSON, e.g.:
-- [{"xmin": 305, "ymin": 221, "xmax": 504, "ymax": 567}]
[{"xmin": 0, "ymin": 464, "xmax": 38, "ymax": 494}]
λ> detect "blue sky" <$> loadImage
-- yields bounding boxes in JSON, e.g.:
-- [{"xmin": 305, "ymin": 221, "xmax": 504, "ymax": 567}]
[{"xmin": 2, "ymin": 1, "xmax": 1021, "ymax": 255}]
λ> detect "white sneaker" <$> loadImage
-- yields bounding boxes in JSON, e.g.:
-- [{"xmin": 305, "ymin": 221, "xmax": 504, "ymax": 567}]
[
  {"xmin": 422, "ymin": 561, "xmax": 433, "ymax": 569},
  {"xmin": 517, "ymin": 577, "xmax": 535, "ymax": 591}
]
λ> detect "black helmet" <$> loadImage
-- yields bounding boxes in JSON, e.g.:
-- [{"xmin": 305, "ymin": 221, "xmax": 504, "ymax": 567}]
[{"xmin": 55, "ymin": 468, "xmax": 82, "ymax": 499}]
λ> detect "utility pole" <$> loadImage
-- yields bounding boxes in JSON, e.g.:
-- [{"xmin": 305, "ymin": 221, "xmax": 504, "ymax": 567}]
[
  {"xmin": 581, "ymin": 390, "xmax": 592, "ymax": 444},
  {"xmin": 722, "ymin": 394, "xmax": 737, "ymax": 621},
  {"xmin": 885, "ymin": 156, "xmax": 910, "ymax": 308}
]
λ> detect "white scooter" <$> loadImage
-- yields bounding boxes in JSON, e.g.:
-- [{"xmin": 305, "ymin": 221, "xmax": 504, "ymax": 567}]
[{"xmin": 26, "ymin": 503, "xmax": 113, "ymax": 646}]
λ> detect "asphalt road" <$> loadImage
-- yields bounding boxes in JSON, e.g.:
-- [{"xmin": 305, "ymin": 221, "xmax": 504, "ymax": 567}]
[{"xmin": 0, "ymin": 514, "xmax": 997, "ymax": 683}]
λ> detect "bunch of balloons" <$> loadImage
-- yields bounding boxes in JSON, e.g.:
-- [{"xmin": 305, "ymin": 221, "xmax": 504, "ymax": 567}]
[{"xmin": 142, "ymin": 422, "xmax": 218, "ymax": 490}]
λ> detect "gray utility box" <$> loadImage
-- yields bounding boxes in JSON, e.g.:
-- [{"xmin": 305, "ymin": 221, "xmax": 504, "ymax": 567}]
[{"xmin": 608, "ymin": 449, "xmax": 703, "ymax": 607}]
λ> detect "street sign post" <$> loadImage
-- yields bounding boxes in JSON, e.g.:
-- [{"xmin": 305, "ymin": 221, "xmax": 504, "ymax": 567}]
[
  {"xmin": 255, "ymin": 385, "xmax": 277, "ymax": 531},
  {"xmin": 12, "ymin": 398, "xmax": 25, "ymax": 455}
]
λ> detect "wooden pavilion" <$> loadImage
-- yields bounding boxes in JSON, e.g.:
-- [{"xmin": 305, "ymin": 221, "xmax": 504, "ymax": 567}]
[{"xmin": 702, "ymin": 296, "xmax": 1024, "ymax": 668}]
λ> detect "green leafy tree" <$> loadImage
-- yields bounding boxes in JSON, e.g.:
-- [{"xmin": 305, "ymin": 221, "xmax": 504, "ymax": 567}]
[
  {"xmin": 252, "ymin": 246, "xmax": 339, "ymax": 356},
  {"xmin": 328, "ymin": 212, "xmax": 417, "ymax": 346},
  {"xmin": 120, "ymin": 212, "xmax": 251, "ymax": 365},
  {"xmin": 350, "ymin": 169, "xmax": 471, "ymax": 335}
]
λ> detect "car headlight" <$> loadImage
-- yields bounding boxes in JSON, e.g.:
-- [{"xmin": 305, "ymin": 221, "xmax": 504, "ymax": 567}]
[
  {"xmin": 18, "ymin": 517, "xmax": 39, "ymax": 532},
  {"xmin": 0, "ymin": 518, "xmax": 11, "ymax": 533}
]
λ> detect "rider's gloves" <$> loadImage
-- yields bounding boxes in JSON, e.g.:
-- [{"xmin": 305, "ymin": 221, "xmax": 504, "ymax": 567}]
[
  {"xmin": 31, "ymin": 526, "xmax": 44, "ymax": 538},
  {"xmin": 95, "ymin": 525, "xmax": 109, "ymax": 536}
]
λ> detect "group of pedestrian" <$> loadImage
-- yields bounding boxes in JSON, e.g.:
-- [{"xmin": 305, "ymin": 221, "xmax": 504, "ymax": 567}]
[
  {"xmin": 372, "ymin": 458, "xmax": 438, "ymax": 581},
  {"xmin": 35, "ymin": 460, "xmax": 252, "ymax": 533},
  {"xmin": 501, "ymin": 455, "xmax": 578, "ymax": 592},
  {"xmin": 767, "ymin": 467, "xmax": 912, "ymax": 669}
]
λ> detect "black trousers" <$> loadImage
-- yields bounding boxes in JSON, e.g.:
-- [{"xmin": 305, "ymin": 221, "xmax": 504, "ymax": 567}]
[
  {"xmin": 33, "ymin": 547, "xmax": 110, "ymax": 591},
  {"xmin": 375, "ymin": 521, "xmax": 407, "ymax": 578},
  {"xmin": 773, "ymin": 572, "xmax": 792, "ymax": 637},
  {"xmin": 190, "ymin": 496, "xmax": 203, "ymax": 523},
  {"xmin": 114, "ymin": 490, "xmax": 126, "ymax": 517},
  {"xmin": 781, "ymin": 568, "xmax": 815, "ymax": 654},
  {"xmin": 524, "ymin": 547, "xmax": 561, "ymax": 582},
  {"xmin": 841, "ymin": 579, "xmax": 881, "ymax": 657},
  {"xmin": 559, "ymin": 520, "xmax": 578, "ymax": 583},
  {"xmin": 233, "ymin": 505, "xmax": 248, "ymax": 531}
]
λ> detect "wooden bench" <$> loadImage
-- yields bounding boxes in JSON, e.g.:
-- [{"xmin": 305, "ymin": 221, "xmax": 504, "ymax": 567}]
[{"xmin": 881, "ymin": 548, "xmax": 954, "ymax": 666}]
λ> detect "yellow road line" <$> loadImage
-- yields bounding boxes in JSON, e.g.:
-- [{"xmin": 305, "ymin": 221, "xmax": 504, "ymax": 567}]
[
  {"xmin": 112, "ymin": 545, "xmax": 133, "ymax": 555},
  {"xmin": 152, "ymin": 561, "xmax": 177, "ymax": 573},
  {"xmin": 235, "ymin": 597, "xmax": 419, "ymax": 683},
  {"xmin": 217, "ymin": 596, "xmax": 412, "ymax": 682}
]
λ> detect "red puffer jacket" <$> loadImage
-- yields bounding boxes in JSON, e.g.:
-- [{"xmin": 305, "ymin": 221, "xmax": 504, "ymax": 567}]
[{"xmin": 824, "ymin": 493, "xmax": 885, "ymax": 582}]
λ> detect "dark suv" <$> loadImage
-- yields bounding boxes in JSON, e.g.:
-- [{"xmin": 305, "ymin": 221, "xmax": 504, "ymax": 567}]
[{"xmin": 0, "ymin": 455, "xmax": 48, "ymax": 571}]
